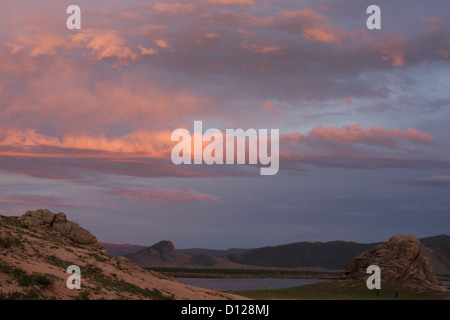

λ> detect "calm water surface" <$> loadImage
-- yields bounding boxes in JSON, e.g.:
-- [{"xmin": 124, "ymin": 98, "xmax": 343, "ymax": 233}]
[
  {"xmin": 176, "ymin": 278, "xmax": 450, "ymax": 291},
  {"xmin": 175, "ymin": 277, "xmax": 325, "ymax": 291}
]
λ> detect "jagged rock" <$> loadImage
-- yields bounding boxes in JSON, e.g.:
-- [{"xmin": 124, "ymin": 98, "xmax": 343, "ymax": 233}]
[
  {"xmin": 345, "ymin": 234, "xmax": 447, "ymax": 291},
  {"xmin": 19, "ymin": 209, "xmax": 98, "ymax": 246}
]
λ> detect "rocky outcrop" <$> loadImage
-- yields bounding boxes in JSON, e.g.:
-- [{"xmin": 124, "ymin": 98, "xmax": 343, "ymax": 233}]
[
  {"xmin": 125, "ymin": 240, "xmax": 192, "ymax": 267},
  {"xmin": 1, "ymin": 210, "xmax": 245, "ymax": 300},
  {"xmin": 19, "ymin": 209, "xmax": 98, "ymax": 246},
  {"xmin": 345, "ymin": 234, "xmax": 447, "ymax": 291}
]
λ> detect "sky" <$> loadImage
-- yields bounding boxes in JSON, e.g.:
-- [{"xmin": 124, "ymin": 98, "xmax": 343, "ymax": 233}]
[{"xmin": 0, "ymin": 0, "xmax": 449, "ymax": 249}]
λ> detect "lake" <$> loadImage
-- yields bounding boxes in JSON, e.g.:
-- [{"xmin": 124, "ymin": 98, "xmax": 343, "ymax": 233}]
[
  {"xmin": 176, "ymin": 278, "xmax": 450, "ymax": 291},
  {"xmin": 175, "ymin": 277, "xmax": 325, "ymax": 291}
]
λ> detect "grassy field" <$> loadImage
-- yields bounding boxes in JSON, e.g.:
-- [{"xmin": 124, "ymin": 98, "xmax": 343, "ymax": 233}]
[{"xmin": 235, "ymin": 280, "xmax": 450, "ymax": 300}]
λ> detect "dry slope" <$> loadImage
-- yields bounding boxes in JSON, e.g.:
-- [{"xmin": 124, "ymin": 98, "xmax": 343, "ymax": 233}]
[{"xmin": 0, "ymin": 209, "xmax": 245, "ymax": 300}]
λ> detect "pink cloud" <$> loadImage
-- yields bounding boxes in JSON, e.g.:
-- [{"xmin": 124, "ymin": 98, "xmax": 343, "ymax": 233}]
[
  {"xmin": 275, "ymin": 8, "xmax": 349, "ymax": 44},
  {"xmin": 438, "ymin": 50, "xmax": 449, "ymax": 58},
  {"xmin": 342, "ymin": 98, "xmax": 353, "ymax": 104},
  {"xmin": 240, "ymin": 41, "xmax": 283, "ymax": 55},
  {"xmin": 11, "ymin": 33, "xmax": 66, "ymax": 57},
  {"xmin": 308, "ymin": 124, "xmax": 433, "ymax": 147},
  {"xmin": 208, "ymin": 0, "xmax": 253, "ymax": 5},
  {"xmin": 195, "ymin": 33, "xmax": 223, "ymax": 45},
  {"xmin": 372, "ymin": 33, "xmax": 407, "ymax": 67},
  {"xmin": 0, "ymin": 129, "xmax": 174, "ymax": 159},
  {"xmin": 112, "ymin": 187, "xmax": 222, "ymax": 203},
  {"xmin": 262, "ymin": 102, "xmax": 276, "ymax": 110},
  {"xmin": 153, "ymin": 3, "xmax": 196, "ymax": 16},
  {"xmin": 70, "ymin": 29, "xmax": 137, "ymax": 63},
  {"xmin": 420, "ymin": 16, "xmax": 446, "ymax": 24},
  {"xmin": 0, "ymin": 195, "xmax": 115, "ymax": 209},
  {"xmin": 281, "ymin": 124, "xmax": 433, "ymax": 150}
]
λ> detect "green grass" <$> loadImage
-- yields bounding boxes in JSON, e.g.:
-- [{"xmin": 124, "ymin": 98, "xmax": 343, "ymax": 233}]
[
  {"xmin": 81, "ymin": 263, "xmax": 173, "ymax": 300},
  {"xmin": 0, "ymin": 237, "xmax": 23, "ymax": 249},
  {"xmin": 46, "ymin": 255, "xmax": 73, "ymax": 268},
  {"xmin": 0, "ymin": 215, "xmax": 21, "ymax": 227},
  {"xmin": 235, "ymin": 280, "xmax": 450, "ymax": 300},
  {"xmin": 76, "ymin": 290, "xmax": 91, "ymax": 300},
  {"xmin": 88, "ymin": 253, "xmax": 107, "ymax": 262},
  {"xmin": 0, "ymin": 263, "xmax": 54, "ymax": 289},
  {"xmin": 0, "ymin": 289, "xmax": 43, "ymax": 300},
  {"xmin": 0, "ymin": 291, "xmax": 24, "ymax": 300},
  {"xmin": 0, "ymin": 238, "xmax": 11, "ymax": 249}
]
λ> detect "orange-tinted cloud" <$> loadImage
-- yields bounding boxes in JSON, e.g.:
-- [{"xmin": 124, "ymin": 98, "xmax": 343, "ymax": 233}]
[
  {"xmin": 438, "ymin": 50, "xmax": 449, "ymax": 58},
  {"xmin": 420, "ymin": 16, "xmax": 446, "ymax": 24},
  {"xmin": 240, "ymin": 41, "xmax": 283, "ymax": 55},
  {"xmin": 304, "ymin": 124, "xmax": 433, "ymax": 147},
  {"xmin": 112, "ymin": 187, "xmax": 222, "ymax": 203},
  {"xmin": 195, "ymin": 33, "xmax": 223, "ymax": 45},
  {"xmin": 0, "ymin": 195, "xmax": 115, "ymax": 209},
  {"xmin": 0, "ymin": 129, "xmax": 173, "ymax": 158},
  {"xmin": 375, "ymin": 33, "xmax": 406, "ymax": 66},
  {"xmin": 275, "ymin": 8, "xmax": 349, "ymax": 44},
  {"xmin": 262, "ymin": 102, "xmax": 276, "ymax": 110},
  {"xmin": 154, "ymin": 3, "xmax": 196, "ymax": 16},
  {"xmin": 70, "ymin": 29, "xmax": 137, "ymax": 63},
  {"xmin": 155, "ymin": 39, "xmax": 171, "ymax": 49},
  {"xmin": 342, "ymin": 98, "xmax": 353, "ymax": 104},
  {"xmin": 208, "ymin": 0, "xmax": 253, "ymax": 5},
  {"xmin": 11, "ymin": 33, "xmax": 66, "ymax": 57}
]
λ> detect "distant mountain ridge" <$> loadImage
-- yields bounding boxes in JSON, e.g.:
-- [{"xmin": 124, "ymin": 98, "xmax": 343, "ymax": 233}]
[
  {"xmin": 227, "ymin": 240, "xmax": 379, "ymax": 270},
  {"xmin": 179, "ymin": 248, "xmax": 249, "ymax": 257},
  {"xmin": 99, "ymin": 243, "xmax": 147, "ymax": 257},
  {"xmin": 104, "ymin": 235, "xmax": 450, "ymax": 274}
]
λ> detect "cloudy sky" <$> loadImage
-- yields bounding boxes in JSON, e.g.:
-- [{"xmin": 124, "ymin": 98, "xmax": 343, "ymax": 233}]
[{"xmin": 0, "ymin": 0, "xmax": 449, "ymax": 249}]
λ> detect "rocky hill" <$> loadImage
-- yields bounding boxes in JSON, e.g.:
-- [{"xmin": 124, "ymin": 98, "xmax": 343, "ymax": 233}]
[
  {"xmin": 420, "ymin": 235, "xmax": 450, "ymax": 275},
  {"xmin": 227, "ymin": 241, "xmax": 378, "ymax": 270},
  {"xmin": 0, "ymin": 209, "xmax": 244, "ymax": 300},
  {"xmin": 119, "ymin": 236, "xmax": 450, "ymax": 273},
  {"xmin": 345, "ymin": 234, "xmax": 447, "ymax": 292},
  {"xmin": 98, "ymin": 243, "xmax": 147, "ymax": 257},
  {"xmin": 124, "ymin": 240, "xmax": 250, "ymax": 269}
]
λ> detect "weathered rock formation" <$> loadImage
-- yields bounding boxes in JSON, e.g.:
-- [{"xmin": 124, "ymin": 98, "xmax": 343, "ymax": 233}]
[
  {"xmin": 345, "ymin": 234, "xmax": 447, "ymax": 291},
  {"xmin": 19, "ymin": 209, "xmax": 99, "ymax": 246},
  {"xmin": 0, "ymin": 209, "xmax": 245, "ymax": 300}
]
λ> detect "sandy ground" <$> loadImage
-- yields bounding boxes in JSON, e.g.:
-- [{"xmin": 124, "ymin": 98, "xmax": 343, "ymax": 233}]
[{"xmin": 0, "ymin": 215, "xmax": 248, "ymax": 300}]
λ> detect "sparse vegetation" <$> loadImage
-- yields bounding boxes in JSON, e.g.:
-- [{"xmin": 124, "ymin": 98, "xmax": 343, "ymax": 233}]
[
  {"xmin": 0, "ymin": 263, "xmax": 54, "ymax": 288},
  {"xmin": 0, "ymin": 237, "xmax": 23, "ymax": 249},
  {"xmin": 47, "ymin": 254, "xmax": 72, "ymax": 268},
  {"xmin": 88, "ymin": 253, "xmax": 107, "ymax": 262},
  {"xmin": 0, "ymin": 289, "xmax": 45, "ymax": 300},
  {"xmin": 0, "ymin": 238, "xmax": 11, "ymax": 249},
  {"xmin": 0, "ymin": 291, "xmax": 23, "ymax": 300},
  {"xmin": 112, "ymin": 279, "xmax": 173, "ymax": 300},
  {"xmin": 80, "ymin": 263, "xmax": 173, "ymax": 299},
  {"xmin": 76, "ymin": 290, "xmax": 91, "ymax": 300}
]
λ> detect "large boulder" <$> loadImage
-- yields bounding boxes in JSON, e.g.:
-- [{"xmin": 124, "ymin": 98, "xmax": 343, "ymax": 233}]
[
  {"xmin": 20, "ymin": 209, "xmax": 98, "ymax": 245},
  {"xmin": 345, "ymin": 234, "xmax": 446, "ymax": 291}
]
